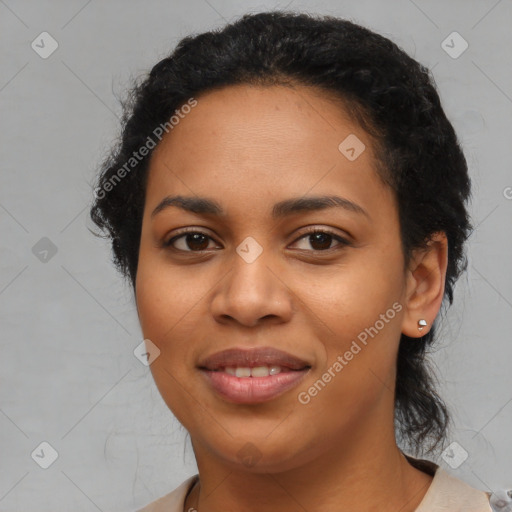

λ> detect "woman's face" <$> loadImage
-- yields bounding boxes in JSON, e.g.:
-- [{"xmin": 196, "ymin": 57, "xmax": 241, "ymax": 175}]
[{"xmin": 135, "ymin": 84, "xmax": 412, "ymax": 472}]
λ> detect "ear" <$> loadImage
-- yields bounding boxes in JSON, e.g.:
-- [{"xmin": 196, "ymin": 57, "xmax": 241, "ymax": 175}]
[{"xmin": 402, "ymin": 232, "xmax": 448, "ymax": 338}]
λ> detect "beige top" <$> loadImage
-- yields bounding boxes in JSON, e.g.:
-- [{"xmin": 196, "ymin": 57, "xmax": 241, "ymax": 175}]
[{"xmin": 137, "ymin": 462, "xmax": 492, "ymax": 512}]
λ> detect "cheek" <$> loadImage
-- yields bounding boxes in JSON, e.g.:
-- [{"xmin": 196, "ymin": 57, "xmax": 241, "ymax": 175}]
[
  {"xmin": 296, "ymin": 248, "xmax": 405, "ymax": 398},
  {"xmin": 295, "ymin": 281, "xmax": 403, "ymax": 440},
  {"xmin": 299, "ymin": 252, "xmax": 404, "ymax": 338},
  {"xmin": 136, "ymin": 255, "xmax": 203, "ymax": 336},
  {"xmin": 135, "ymin": 261, "xmax": 209, "ymax": 422}
]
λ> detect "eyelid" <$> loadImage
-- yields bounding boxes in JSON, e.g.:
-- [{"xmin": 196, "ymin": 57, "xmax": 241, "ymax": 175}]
[
  {"xmin": 294, "ymin": 225, "xmax": 352, "ymax": 244},
  {"xmin": 163, "ymin": 226, "xmax": 219, "ymax": 248}
]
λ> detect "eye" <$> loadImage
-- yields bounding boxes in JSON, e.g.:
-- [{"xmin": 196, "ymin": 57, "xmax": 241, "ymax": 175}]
[
  {"xmin": 163, "ymin": 227, "xmax": 351, "ymax": 253},
  {"xmin": 164, "ymin": 229, "xmax": 219, "ymax": 252},
  {"xmin": 290, "ymin": 228, "xmax": 351, "ymax": 252}
]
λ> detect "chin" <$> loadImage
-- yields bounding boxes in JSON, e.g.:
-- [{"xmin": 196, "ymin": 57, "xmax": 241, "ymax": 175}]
[{"xmin": 193, "ymin": 431, "xmax": 315, "ymax": 474}]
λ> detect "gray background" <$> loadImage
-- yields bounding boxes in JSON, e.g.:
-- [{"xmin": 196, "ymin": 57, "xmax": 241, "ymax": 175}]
[{"xmin": 1, "ymin": 0, "xmax": 511, "ymax": 510}]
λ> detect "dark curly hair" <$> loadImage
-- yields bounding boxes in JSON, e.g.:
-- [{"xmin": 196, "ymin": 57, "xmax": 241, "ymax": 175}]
[{"xmin": 89, "ymin": 11, "xmax": 472, "ymax": 457}]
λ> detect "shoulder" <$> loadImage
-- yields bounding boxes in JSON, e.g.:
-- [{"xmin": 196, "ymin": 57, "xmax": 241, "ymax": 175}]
[
  {"xmin": 415, "ymin": 465, "xmax": 492, "ymax": 512},
  {"xmin": 135, "ymin": 467, "xmax": 493, "ymax": 512},
  {"xmin": 136, "ymin": 475, "xmax": 198, "ymax": 512}
]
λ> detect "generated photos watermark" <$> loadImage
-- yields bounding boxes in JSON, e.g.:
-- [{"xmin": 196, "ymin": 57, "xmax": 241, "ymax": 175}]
[
  {"xmin": 94, "ymin": 97, "xmax": 198, "ymax": 200},
  {"xmin": 297, "ymin": 301, "xmax": 403, "ymax": 404}
]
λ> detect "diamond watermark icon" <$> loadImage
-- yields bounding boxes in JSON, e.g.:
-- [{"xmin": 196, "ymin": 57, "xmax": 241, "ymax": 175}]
[
  {"xmin": 31, "ymin": 441, "xmax": 58, "ymax": 469},
  {"xmin": 31, "ymin": 32, "xmax": 59, "ymax": 59},
  {"xmin": 441, "ymin": 441, "xmax": 468, "ymax": 469},
  {"xmin": 338, "ymin": 134, "xmax": 366, "ymax": 161},
  {"xmin": 236, "ymin": 442, "xmax": 262, "ymax": 468},
  {"xmin": 32, "ymin": 237, "xmax": 58, "ymax": 263},
  {"xmin": 236, "ymin": 236, "xmax": 263, "ymax": 264},
  {"xmin": 441, "ymin": 31, "xmax": 468, "ymax": 59},
  {"xmin": 134, "ymin": 338, "xmax": 161, "ymax": 366}
]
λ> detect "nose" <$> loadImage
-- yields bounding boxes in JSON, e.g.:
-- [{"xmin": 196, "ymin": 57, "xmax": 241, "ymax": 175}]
[{"xmin": 210, "ymin": 247, "xmax": 294, "ymax": 328}]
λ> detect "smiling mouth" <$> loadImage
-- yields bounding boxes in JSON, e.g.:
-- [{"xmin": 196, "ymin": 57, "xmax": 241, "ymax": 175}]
[
  {"xmin": 208, "ymin": 365, "xmax": 303, "ymax": 377},
  {"xmin": 198, "ymin": 347, "xmax": 312, "ymax": 404},
  {"xmin": 198, "ymin": 346, "xmax": 311, "ymax": 371},
  {"xmin": 200, "ymin": 367, "xmax": 311, "ymax": 404}
]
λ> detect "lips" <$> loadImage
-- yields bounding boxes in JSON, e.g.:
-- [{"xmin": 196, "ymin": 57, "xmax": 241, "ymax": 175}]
[
  {"xmin": 198, "ymin": 347, "xmax": 311, "ymax": 371},
  {"xmin": 198, "ymin": 347, "xmax": 311, "ymax": 404}
]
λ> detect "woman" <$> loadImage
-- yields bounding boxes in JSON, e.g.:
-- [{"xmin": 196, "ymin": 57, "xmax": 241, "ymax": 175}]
[{"xmin": 90, "ymin": 11, "xmax": 494, "ymax": 511}]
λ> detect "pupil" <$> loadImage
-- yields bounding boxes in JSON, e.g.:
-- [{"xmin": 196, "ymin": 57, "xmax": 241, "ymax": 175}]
[
  {"xmin": 310, "ymin": 233, "xmax": 332, "ymax": 250},
  {"xmin": 187, "ymin": 233, "xmax": 209, "ymax": 251}
]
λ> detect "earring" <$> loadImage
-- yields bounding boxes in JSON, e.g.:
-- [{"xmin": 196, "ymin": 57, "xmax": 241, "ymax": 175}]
[{"xmin": 418, "ymin": 319, "xmax": 427, "ymax": 332}]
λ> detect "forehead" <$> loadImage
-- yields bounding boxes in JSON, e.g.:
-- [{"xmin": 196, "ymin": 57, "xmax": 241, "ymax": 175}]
[
  {"xmin": 145, "ymin": 84, "xmax": 392, "ymax": 222},
  {"xmin": 155, "ymin": 83, "xmax": 361, "ymax": 156},
  {"xmin": 149, "ymin": 85, "xmax": 365, "ymax": 161}
]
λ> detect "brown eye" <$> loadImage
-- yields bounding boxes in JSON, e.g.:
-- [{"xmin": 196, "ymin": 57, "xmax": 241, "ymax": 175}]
[
  {"xmin": 291, "ymin": 229, "xmax": 350, "ymax": 252},
  {"xmin": 307, "ymin": 232, "xmax": 334, "ymax": 251},
  {"xmin": 165, "ymin": 231, "xmax": 216, "ymax": 252},
  {"xmin": 164, "ymin": 227, "xmax": 350, "ymax": 254}
]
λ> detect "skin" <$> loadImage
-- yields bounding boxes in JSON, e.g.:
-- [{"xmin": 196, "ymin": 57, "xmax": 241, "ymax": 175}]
[{"xmin": 135, "ymin": 83, "xmax": 448, "ymax": 512}]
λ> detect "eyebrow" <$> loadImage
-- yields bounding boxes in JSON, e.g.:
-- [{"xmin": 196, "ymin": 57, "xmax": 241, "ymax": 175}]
[{"xmin": 151, "ymin": 194, "xmax": 369, "ymax": 219}]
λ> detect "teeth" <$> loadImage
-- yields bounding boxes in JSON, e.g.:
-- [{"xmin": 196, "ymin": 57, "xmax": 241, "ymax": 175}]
[
  {"xmin": 251, "ymin": 366, "xmax": 270, "ymax": 377},
  {"xmin": 224, "ymin": 366, "xmax": 282, "ymax": 377},
  {"xmin": 235, "ymin": 367, "xmax": 251, "ymax": 378},
  {"xmin": 269, "ymin": 366, "xmax": 281, "ymax": 375}
]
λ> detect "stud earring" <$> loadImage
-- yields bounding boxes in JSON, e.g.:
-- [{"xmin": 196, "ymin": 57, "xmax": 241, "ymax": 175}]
[{"xmin": 418, "ymin": 319, "xmax": 427, "ymax": 332}]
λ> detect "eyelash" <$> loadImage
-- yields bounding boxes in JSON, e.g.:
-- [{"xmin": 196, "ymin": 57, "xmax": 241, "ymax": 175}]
[{"xmin": 163, "ymin": 227, "xmax": 351, "ymax": 254}]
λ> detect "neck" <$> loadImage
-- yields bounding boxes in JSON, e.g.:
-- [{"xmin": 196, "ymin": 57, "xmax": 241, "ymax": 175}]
[{"xmin": 184, "ymin": 419, "xmax": 433, "ymax": 511}]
